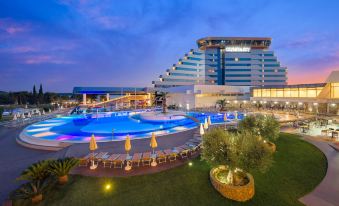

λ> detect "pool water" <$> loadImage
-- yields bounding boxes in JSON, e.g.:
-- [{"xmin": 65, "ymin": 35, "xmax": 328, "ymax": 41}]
[{"xmin": 23, "ymin": 111, "xmax": 244, "ymax": 143}]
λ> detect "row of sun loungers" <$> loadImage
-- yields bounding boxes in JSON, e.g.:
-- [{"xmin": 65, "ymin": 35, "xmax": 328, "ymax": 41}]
[{"xmin": 78, "ymin": 132, "xmax": 203, "ymax": 169}]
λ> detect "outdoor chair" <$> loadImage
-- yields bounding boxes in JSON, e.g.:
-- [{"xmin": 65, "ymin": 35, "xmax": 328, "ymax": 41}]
[
  {"xmin": 95, "ymin": 152, "xmax": 109, "ymax": 162},
  {"xmin": 163, "ymin": 149, "xmax": 178, "ymax": 162},
  {"xmin": 131, "ymin": 153, "xmax": 142, "ymax": 167},
  {"xmin": 321, "ymin": 129, "xmax": 328, "ymax": 136},
  {"xmin": 142, "ymin": 152, "xmax": 151, "ymax": 166},
  {"xmin": 103, "ymin": 154, "xmax": 120, "ymax": 168},
  {"xmin": 113, "ymin": 154, "xmax": 127, "ymax": 169},
  {"xmin": 176, "ymin": 146, "xmax": 190, "ymax": 159},
  {"xmin": 156, "ymin": 150, "xmax": 167, "ymax": 164}
]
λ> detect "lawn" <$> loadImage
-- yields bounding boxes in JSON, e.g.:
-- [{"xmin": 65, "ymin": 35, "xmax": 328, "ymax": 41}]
[{"xmin": 14, "ymin": 133, "xmax": 327, "ymax": 206}]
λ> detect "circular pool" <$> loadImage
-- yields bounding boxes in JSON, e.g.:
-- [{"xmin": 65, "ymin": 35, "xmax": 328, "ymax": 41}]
[{"xmin": 21, "ymin": 110, "xmax": 244, "ymax": 143}]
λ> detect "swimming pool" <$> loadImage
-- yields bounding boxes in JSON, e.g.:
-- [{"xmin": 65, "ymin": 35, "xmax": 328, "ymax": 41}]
[{"xmin": 22, "ymin": 111, "xmax": 244, "ymax": 143}]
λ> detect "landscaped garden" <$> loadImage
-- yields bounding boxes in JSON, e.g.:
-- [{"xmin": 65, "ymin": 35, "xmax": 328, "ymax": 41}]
[{"xmin": 12, "ymin": 132, "xmax": 326, "ymax": 206}]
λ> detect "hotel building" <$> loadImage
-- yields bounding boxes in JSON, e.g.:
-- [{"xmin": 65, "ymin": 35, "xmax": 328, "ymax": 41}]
[{"xmin": 153, "ymin": 37, "xmax": 287, "ymax": 88}]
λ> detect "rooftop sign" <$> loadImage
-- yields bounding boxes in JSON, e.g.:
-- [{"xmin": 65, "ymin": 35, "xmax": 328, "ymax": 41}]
[{"xmin": 225, "ymin": 46, "xmax": 251, "ymax": 52}]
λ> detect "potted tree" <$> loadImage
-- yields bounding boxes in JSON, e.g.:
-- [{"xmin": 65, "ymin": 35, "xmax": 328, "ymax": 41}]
[
  {"xmin": 17, "ymin": 160, "xmax": 51, "ymax": 181},
  {"xmin": 48, "ymin": 157, "xmax": 79, "ymax": 184},
  {"xmin": 239, "ymin": 114, "xmax": 280, "ymax": 152},
  {"xmin": 202, "ymin": 128, "xmax": 273, "ymax": 201},
  {"xmin": 11, "ymin": 179, "xmax": 50, "ymax": 204}
]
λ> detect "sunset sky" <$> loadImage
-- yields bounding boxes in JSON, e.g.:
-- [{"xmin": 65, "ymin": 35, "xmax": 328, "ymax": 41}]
[{"xmin": 1, "ymin": 0, "xmax": 339, "ymax": 92}]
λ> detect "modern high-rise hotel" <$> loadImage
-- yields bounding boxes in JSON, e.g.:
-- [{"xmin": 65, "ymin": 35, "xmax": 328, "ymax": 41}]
[{"xmin": 153, "ymin": 37, "xmax": 287, "ymax": 88}]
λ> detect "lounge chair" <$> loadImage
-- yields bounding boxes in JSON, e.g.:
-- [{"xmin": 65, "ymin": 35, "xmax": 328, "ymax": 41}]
[
  {"xmin": 163, "ymin": 149, "xmax": 178, "ymax": 162},
  {"xmin": 176, "ymin": 146, "xmax": 190, "ymax": 159},
  {"xmin": 142, "ymin": 152, "xmax": 151, "ymax": 166},
  {"xmin": 131, "ymin": 153, "xmax": 142, "ymax": 167},
  {"xmin": 156, "ymin": 150, "xmax": 166, "ymax": 164},
  {"xmin": 113, "ymin": 154, "xmax": 127, "ymax": 169},
  {"xmin": 95, "ymin": 152, "xmax": 109, "ymax": 162},
  {"xmin": 103, "ymin": 154, "xmax": 120, "ymax": 168},
  {"xmin": 79, "ymin": 153, "xmax": 97, "ymax": 167}
]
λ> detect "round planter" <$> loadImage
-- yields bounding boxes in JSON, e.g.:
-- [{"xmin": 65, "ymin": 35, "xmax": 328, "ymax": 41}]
[
  {"xmin": 266, "ymin": 141, "xmax": 276, "ymax": 153},
  {"xmin": 58, "ymin": 175, "xmax": 68, "ymax": 185},
  {"xmin": 31, "ymin": 194, "xmax": 43, "ymax": 204},
  {"xmin": 210, "ymin": 166, "xmax": 254, "ymax": 202}
]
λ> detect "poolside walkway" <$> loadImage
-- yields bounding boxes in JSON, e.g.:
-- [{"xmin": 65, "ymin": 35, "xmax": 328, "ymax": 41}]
[{"xmin": 282, "ymin": 127, "xmax": 339, "ymax": 206}]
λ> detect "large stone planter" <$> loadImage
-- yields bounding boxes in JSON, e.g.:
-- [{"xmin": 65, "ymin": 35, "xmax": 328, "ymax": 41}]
[
  {"xmin": 210, "ymin": 166, "xmax": 254, "ymax": 202},
  {"xmin": 266, "ymin": 141, "xmax": 276, "ymax": 153}
]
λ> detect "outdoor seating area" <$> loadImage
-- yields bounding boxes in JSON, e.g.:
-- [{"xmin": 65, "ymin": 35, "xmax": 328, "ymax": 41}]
[
  {"xmin": 77, "ymin": 131, "xmax": 202, "ymax": 172},
  {"xmin": 294, "ymin": 118, "xmax": 339, "ymax": 141}
]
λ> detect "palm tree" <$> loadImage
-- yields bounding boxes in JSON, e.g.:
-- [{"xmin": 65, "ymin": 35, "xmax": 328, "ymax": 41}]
[
  {"xmin": 11, "ymin": 179, "xmax": 51, "ymax": 204},
  {"xmin": 17, "ymin": 160, "xmax": 51, "ymax": 181},
  {"xmin": 216, "ymin": 98, "xmax": 227, "ymax": 111},
  {"xmin": 48, "ymin": 157, "xmax": 79, "ymax": 184},
  {"xmin": 159, "ymin": 92, "xmax": 168, "ymax": 113}
]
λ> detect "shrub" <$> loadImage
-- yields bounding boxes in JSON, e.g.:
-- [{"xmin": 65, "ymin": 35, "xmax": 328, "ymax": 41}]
[
  {"xmin": 48, "ymin": 157, "xmax": 79, "ymax": 184},
  {"xmin": 17, "ymin": 160, "xmax": 51, "ymax": 181},
  {"xmin": 201, "ymin": 127, "xmax": 273, "ymax": 185},
  {"xmin": 11, "ymin": 179, "xmax": 52, "ymax": 203}
]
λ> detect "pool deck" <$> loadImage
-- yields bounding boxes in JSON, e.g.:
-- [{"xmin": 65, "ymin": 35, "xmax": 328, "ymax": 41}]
[{"xmin": 0, "ymin": 125, "xmax": 196, "ymax": 203}]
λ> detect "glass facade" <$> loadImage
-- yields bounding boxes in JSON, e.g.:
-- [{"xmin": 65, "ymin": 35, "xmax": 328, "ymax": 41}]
[{"xmin": 153, "ymin": 37, "xmax": 287, "ymax": 88}]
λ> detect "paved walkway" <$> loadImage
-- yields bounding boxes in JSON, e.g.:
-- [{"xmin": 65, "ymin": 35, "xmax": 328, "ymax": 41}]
[
  {"xmin": 282, "ymin": 126, "xmax": 339, "ymax": 206},
  {"xmin": 298, "ymin": 135, "xmax": 339, "ymax": 206},
  {"xmin": 0, "ymin": 126, "xmax": 195, "ymax": 203}
]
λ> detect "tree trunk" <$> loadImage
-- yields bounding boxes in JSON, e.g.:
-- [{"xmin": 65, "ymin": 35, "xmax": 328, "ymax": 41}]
[{"xmin": 226, "ymin": 169, "xmax": 234, "ymax": 185}]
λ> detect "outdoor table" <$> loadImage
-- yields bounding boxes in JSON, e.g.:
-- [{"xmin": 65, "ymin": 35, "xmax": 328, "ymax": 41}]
[{"xmin": 300, "ymin": 125, "xmax": 308, "ymax": 133}]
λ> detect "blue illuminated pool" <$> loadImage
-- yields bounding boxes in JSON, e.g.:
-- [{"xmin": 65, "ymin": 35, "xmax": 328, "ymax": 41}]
[{"xmin": 22, "ymin": 111, "xmax": 244, "ymax": 143}]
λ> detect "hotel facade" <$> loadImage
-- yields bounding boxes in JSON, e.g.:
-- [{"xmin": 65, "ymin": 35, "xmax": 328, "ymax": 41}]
[{"xmin": 153, "ymin": 37, "xmax": 287, "ymax": 88}]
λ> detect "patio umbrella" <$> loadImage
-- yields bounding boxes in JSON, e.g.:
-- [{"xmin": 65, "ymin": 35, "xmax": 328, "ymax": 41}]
[
  {"xmin": 150, "ymin": 132, "xmax": 157, "ymax": 154},
  {"xmin": 49, "ymin": 109, "xmax": 51, "ymax": 113},
  {"xmin": 27, "ymin": 112, "xmax": 32, "ymax": 118},
  {"xmin": 234, "ymin": 111, "xmax": 238, "ymax": 120},
  {"xmin": 150, "ymin": 132, "xmax": 158, "ymax": 167},
  {"xmin": 223, "ymin": 113, "xmax": 228, "ymax": 122},
  {"xmin": 125, "ymin": 135, "xmax": 132, "ymax": 171},
  {"xmin": 89, "ymin": 134, "xmax": 98, "ymax": 170},
  {"xmin": 21, "ymin": 113, "xmax": 25, "ymax": 119},
  {"xmin": 204, "ymin": 118, "xmax": 208, "ymax": 130},
  {"xmin": 208, "ymin": 116, "xmax": 212, "ymax": 125},
  {"xmin": 13, "ymin": 114, "xmax": 17, "ymax": 121},
  {"xmin": 125, "ymin": 135, "xmax": 131, "ymax": 156},
  {"xmin": 200, "ymin": 123, "xmax": 204, "ymax": 135},
  {"xmin": 42, "ymin": 110, "xmax": 45, "ymax": 115}
]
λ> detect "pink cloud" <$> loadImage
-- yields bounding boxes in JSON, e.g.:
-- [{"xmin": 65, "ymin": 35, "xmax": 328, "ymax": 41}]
[
  {"xmin": 0, "ymin": 18, "xmax": 30, "ymax": 35},
  {"xmin": 25, "ymin": 55, "xmax": 75, "ymax": 64}
]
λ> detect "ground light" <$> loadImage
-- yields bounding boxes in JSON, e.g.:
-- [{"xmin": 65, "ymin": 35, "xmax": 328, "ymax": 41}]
[
  {"xmin": 104, "ymin": 183, "xmax": 112, "ymax": 192},
  {"xmin": 188, "ymin": 162, "xmax": 193, "ymax": 167}
]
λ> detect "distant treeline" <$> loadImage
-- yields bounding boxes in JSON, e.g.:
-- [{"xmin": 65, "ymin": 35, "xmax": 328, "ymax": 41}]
[{"xmin": 0, "ymin": 84, "xmax": 78, "ymax": 105}]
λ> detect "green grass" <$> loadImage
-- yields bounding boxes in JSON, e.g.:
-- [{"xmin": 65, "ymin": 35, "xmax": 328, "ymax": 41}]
[{"xmin": 14, "ymin": 133, "xmax": 327, "ymax": 206}]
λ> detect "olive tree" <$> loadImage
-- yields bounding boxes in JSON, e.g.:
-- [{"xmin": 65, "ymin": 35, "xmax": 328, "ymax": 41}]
[
  {"xmin": 201, "ymin": 127, "xmax": 273, "ymax": 185},
  {"xmin": 238, "ymin": 114, "xmax": 280, "ymax": 142}
]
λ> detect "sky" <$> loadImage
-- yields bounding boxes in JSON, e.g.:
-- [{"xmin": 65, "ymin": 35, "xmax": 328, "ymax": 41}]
[{"xmin": 0, "ymin": 0, "xmax": 339, "ymax": 92}]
